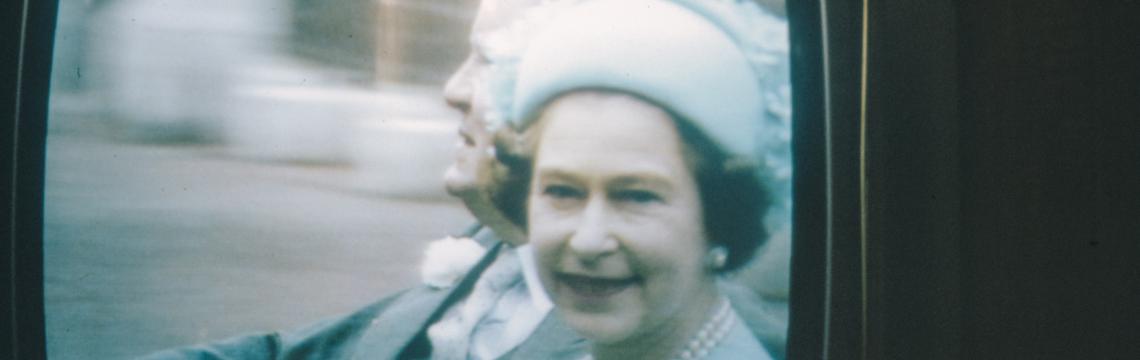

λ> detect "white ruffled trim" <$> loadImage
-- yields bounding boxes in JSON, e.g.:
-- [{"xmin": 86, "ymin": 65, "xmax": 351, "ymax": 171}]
[{"xmin": 420, "ymin": 236, "xmax": 487, "ymax": 289}]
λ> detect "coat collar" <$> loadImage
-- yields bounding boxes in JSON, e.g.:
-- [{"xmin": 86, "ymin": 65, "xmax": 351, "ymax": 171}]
[
  {"xmin": 353, "ymin": 237, "xmax": 504, "ymax": 359},
  {"xmin": 351, "ymin": 285, "xmax": 450, "ymax": 359},
  {"xmin": 507, "ymin": 311, "xmax": 589, "ymax": 360}
]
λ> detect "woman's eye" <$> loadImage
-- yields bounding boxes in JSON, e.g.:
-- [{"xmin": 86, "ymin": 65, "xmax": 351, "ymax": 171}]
[
  {"xmin": 543, "ymin": 184, "xmax": 584, "ymax": 200},
  {"xmin": 612, "ymin": 189, "xmax": 662, "ymax": 204}
]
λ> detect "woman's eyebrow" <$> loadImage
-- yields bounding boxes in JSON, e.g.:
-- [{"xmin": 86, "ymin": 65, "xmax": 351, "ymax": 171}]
[
  {"xmin": 610, "ymin": 174, "xmax": 674, "ymax": 191},
  {"xmin": 534, "ymin": 168, "xmax": 675, "ymax": 191},
  {"xmin": 534, "ymin": 168, "xmax": 581, "ymax": 183}
]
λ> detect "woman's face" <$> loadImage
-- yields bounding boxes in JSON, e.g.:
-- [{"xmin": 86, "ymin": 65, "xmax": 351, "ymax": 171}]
[{"xmin": 528, "ymin": 92, "xmax": 717, "ymax": 345}]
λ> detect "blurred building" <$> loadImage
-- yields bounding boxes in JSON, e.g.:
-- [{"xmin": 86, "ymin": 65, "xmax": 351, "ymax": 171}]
[
  {"xmin": 46, "ymin": 0, "xmax": 476, "ymax": 197},
  {"xmin": 282, "ymin": 0, "xmax": 476, "ymax": 85},
  {"xmin": 373, "ymin": 0, "xmax": 476, "ymax": 84},
  {"xmin": 285, "ymin": 0, "xmax": 378, "ymax": 83}
]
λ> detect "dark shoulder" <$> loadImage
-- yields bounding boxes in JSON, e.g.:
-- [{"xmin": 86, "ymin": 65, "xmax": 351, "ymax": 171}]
[
  {"xmin": 274, "ymin": 289, "xmax": 414, "ymax": 358},
  {"xmin": 138, "ymin": 289, "xmax": 413, "ymax": 360}
]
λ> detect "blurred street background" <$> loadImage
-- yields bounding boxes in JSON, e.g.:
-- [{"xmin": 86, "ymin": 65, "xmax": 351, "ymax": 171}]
[{"xmin": 45, "ymin": 0, "xmax": 479, "ymax": 358}]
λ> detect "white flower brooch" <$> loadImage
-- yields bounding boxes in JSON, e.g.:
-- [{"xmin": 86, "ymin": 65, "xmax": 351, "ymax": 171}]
[{"xmin": 420, "ymin": 236, "xmax": 487, "ymax": 289}]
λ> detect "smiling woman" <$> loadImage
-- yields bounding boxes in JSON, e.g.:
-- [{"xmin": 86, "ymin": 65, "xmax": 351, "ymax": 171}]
[
  {"xmin": 529, "ymin": 92, "xmax": 715, "ymax": 346},
  {"xmin": 526, "ymin": 92, "xmax": 771, "ymax": 360},
  {"xmin": 498, "ymin": 0, "xmax": 781, "ymax": 359}
]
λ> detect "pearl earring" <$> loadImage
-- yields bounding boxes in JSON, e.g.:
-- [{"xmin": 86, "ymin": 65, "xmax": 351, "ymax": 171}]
[{"xmin": 707, "ymin": 246, "xmax": 728, "ymax": 270}]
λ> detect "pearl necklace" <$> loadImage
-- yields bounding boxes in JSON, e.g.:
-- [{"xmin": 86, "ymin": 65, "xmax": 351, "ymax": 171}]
[
  {"xmin": 674, "ymin": 298, "xmax": 735, "ymax": 360},
  {"xmin": 579, "ymin": 299, "xmax": 736, "ymax": 360}
]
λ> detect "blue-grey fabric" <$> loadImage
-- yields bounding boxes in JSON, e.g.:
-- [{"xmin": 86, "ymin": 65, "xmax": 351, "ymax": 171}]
[
  {"xmin": 719, "ymin": 279, "xmax": 788, "ymax": 360},
  {"xmin": 704, "ymin": 308, "xmax": 775, "ymax": 360},
  {"xmin": 138, "ymin": 226, "xmax": 786, "ymax": 360}
]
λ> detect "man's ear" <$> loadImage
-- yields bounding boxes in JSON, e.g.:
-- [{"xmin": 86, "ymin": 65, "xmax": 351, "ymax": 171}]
[
  {"xmin": 491, "ymin": 123, "xmax": 537, "ymax": 168},
  {"xmin": 486, "ymin": 124, "xmax": 539, "ymax": 231}
]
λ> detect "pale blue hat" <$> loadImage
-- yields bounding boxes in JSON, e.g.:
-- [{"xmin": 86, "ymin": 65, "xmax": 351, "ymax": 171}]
[{"xmin": 510, "ymin": 0, "xmax": 767, "ymax": 160}]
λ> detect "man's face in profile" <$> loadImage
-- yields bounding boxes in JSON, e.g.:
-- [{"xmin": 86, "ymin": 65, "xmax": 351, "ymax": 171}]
[{"xmin": 442, "ymin": 0, "xmax": 536, "ymax": 200}]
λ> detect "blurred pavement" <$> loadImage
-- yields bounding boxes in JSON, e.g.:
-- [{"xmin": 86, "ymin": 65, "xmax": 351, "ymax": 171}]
[{"xmin": 43, "ymin": 126, "xmax": 472, "ymax": 359}]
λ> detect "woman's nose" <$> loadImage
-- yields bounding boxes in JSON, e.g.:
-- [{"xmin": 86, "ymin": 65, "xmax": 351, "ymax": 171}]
[{"xmin": 567, "ymin": 200, "xmax": 618, "ymax": 262}]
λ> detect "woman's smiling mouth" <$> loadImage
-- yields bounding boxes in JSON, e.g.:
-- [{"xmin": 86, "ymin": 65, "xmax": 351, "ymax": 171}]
[{"xmin": 555, "ymin": 272, "xmax": 641, "ymax": 304}]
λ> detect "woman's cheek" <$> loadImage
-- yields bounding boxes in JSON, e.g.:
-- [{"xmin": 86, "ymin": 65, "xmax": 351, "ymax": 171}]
[{"xmin": 529, "ymin": 216, "xmax": 565, "ymax": 272}]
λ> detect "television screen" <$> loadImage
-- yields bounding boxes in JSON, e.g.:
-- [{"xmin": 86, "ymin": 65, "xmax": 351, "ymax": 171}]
[{"xmin": 40, "ymin": 0, "xmax": 794, "ymax": 358}]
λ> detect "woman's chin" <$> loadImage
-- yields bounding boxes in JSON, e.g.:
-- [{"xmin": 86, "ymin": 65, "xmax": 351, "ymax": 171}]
[
  {"xmin": 562, "ymin": 310, "xmax": 639, "ymax": 345},
  {"xmin": 554, "ymin": 281, "xmax": 644, "ymax": 345}
]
